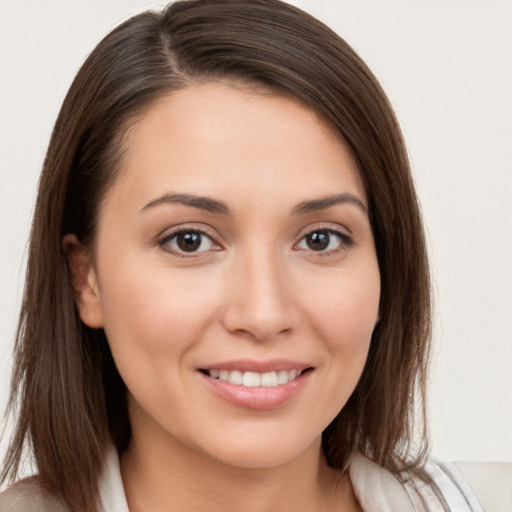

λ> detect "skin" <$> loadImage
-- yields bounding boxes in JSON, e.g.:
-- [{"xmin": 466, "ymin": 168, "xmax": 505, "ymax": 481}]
[{"xmin": 67, "ymin": 82, "xmax": 380, "ymax": 511}]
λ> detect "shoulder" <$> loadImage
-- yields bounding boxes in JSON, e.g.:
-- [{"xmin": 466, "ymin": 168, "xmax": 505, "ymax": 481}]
[
  {"xmin": 349, "ymin": 452, "xmax": 512, "ymax": 511},
  {"xmin": 454, "ymin": 460, "xmax": 512, "ymax": 512},
  {"xmin": 349, "ymin": 452, "xmax": 415, "ymax": 510},
  {"xmin": 0, "ymin": 478, "xmax": 71, "ymax": 512},
  {"xmin": 397, "ymin": 457, "xmax": 486, "ymax": 511}
]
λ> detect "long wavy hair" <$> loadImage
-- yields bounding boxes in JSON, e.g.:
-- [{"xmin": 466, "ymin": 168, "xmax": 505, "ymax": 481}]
[{"xmin": 1, "ymin": 1, "xmax": 431, "ymax": 510}]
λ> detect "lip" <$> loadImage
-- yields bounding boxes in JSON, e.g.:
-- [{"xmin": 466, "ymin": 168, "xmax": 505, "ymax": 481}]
[
  {"xmin": 200, "ymin": 358, "xmax": 312, "ymax": 373},
  {"xmin": 197, "ymin": 359, "xmax": 314, "ymax": 410}
]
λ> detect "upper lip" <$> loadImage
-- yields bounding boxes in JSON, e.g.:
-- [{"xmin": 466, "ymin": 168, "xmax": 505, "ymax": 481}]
[{"xmin": 199, "ymin": 359, "xmax": 313, "ymax": 373}]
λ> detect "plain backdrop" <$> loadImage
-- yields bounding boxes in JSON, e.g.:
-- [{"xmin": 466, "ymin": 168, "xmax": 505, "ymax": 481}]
[{"xmin": 1, "ymin": 0, "xmax": 511, "ymax": 474}]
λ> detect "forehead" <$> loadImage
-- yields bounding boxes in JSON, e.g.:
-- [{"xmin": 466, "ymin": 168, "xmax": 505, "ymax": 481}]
[{"xmin": 108, "ymin": 82, "xmax": 365, "ymax": 212}]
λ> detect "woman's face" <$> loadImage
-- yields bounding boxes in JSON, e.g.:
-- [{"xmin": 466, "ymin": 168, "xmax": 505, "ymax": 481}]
[{"xmin": 76, "ymin": 83, "xmax": 380, "ymax": 468}]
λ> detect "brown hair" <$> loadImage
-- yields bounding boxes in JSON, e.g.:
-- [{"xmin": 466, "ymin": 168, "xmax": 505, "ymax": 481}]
[{"xmin": 1, "ymin": 1, "xmax": 431, "ymax": 510}]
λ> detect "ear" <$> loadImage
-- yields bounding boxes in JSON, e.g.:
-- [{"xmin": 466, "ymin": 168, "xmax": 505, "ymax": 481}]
[{"xmin": 62, "ymin": 234, "xmax": 104, "ymax": 328}]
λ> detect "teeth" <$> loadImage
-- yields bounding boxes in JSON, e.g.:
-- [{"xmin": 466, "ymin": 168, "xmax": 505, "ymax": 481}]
[
  {"xmin": 261, "ymin": 371, "xmax": 278, "ymax": 387},
  {"xmin": 277, "ymin": 370, "xmax": 288, "ymax": 384},
  {"xmin": 242, "ymin": 371, "xmax": 260, "ymax": 387},
  {"xmin": 206, "ymin": 369, "xmax": 303, "ymax": 387},
  {"xmin": 228, "ymin": 370, "xmax": 243, "ymax": 385}
]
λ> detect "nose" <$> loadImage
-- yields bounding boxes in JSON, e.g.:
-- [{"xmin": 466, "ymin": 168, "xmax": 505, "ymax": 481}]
[{"xmin": 221, "ymin": 247, "xmax": 298, "ymax": 342}]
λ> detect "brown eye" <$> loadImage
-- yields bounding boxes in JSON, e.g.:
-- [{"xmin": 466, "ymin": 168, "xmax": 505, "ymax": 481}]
[
  {"xmin": 176, "ymin": 232, "xmax": 202, "ymax": 252},
  {"xmin": 161, "ymin": 230, "xmax": 217, "ymax": 254},
  {"xmin": 305, "ymin": 230, "xmax": 331, "ymax": 251},
  {"xmin": 296, "ymin": 228, "xmax": 353, "ymax": 253}
]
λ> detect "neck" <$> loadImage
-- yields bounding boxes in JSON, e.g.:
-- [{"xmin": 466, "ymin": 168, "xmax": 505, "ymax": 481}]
[{"xmin": 120, "ymin": 418, "xmax": 357, "ymax": 511}]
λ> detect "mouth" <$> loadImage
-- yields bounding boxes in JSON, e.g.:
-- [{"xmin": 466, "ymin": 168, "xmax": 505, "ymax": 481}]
[
  {"xmin": 197, "ymin": 362, "xmax": 314, "ymax": 410},
  {"xmin": 199, "ymin": 368, "xmax": 311, "ymax": 387}
]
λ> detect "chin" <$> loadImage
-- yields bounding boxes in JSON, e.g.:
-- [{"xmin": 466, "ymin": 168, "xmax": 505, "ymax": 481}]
[{"xmin": 190, "ymin": 426, "xmax": 322, "ymax": 470}]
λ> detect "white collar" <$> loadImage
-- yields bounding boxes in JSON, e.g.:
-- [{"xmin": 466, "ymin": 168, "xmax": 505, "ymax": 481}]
[
  {"xmin": 98, "ymin": 445, "xmax": 130, "ymax": 512},
  {"xmin": 348, "ymin": 452, "xmax": 415, "ymax": 511}
]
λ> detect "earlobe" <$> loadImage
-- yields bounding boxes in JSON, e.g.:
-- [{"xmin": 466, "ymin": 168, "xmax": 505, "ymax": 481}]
[{"xmin": 62, "ymin": 234, "xmax": 105, "ymax": 328}]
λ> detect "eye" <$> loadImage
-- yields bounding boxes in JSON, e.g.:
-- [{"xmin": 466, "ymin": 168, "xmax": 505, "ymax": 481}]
[
  {"xmin": 160, "ymin": 229, "xmax": 219, "ymax": 255},
  {"xmin": 296, "ymin": 228, "xmax": 351, "ymax": 253}
]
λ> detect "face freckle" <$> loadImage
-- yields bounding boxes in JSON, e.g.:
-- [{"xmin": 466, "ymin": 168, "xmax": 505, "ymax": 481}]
[{"xmin": 80, "ymin": 82, "xmax": 380, "ymax": 470}]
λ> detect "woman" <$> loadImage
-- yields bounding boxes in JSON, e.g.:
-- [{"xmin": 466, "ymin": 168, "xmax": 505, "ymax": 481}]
[{"xmin": 0, "ymin": 1, "xmax": 507, "ymax": 511}]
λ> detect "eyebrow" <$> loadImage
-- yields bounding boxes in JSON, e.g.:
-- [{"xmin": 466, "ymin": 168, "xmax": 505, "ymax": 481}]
[
  {"xmin": 139, "ymin": 192, "xmax": 367, "ymax": 216},
  {"xmin": 292, "ymin": 193, "xmax": 367, "ymax": 215},
  {"xmin": 139, "ymin": 193, "xmax": 230, "ymax": 215}
]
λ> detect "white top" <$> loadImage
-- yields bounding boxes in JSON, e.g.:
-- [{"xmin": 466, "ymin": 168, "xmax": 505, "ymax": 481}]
[{"xmin": 98, "ymin": 446, "xmax": 488, "ymax": 512}]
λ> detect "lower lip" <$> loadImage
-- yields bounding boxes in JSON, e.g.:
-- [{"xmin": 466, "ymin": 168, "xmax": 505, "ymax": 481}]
[{"xmin": 198, "ymin": 370, "xmax": 312, "ymax": 410}]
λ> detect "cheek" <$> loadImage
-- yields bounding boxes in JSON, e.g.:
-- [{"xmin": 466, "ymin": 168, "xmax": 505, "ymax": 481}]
[
  {"xmin": 290, "ymin": 261, "xmax": 380, "ymax": 431},
  {"xmin": 96, "ymin": 264, "xmax": 224, "ymax": 420},
  {"xmin": 97, "ymin": 258, "xmax": 222, "ymax": 361},
  {"xmin": 309, "ymin": 266, "xmax": 380, "ymax": 354}
]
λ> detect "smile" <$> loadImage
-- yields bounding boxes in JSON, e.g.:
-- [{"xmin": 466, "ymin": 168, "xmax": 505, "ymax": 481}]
[
  {"xmin": 198, "ymin": 362, "xmax": 314, "ymax": 410},
  {"xmin": 203, "ymin": 369, "xmax": 304, "ymax": 387}
]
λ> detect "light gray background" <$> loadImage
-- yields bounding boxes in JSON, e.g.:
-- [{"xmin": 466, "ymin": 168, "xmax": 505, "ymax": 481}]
[{"xmin": 1, "ymin": 0, "xmax": 511, "ymax": 473}]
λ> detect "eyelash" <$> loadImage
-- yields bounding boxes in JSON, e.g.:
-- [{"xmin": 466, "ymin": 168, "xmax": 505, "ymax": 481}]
[
  {"xmin": 158, "ymin": 225, "xmax": 353, "ymax": 258},
  {"xmin": 158, "ymin": 227, "xmax": 222, "ymax": 258},
  {"xmin": 294, "ymin": 226, "xmax": 354, "ymax": 256}
]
